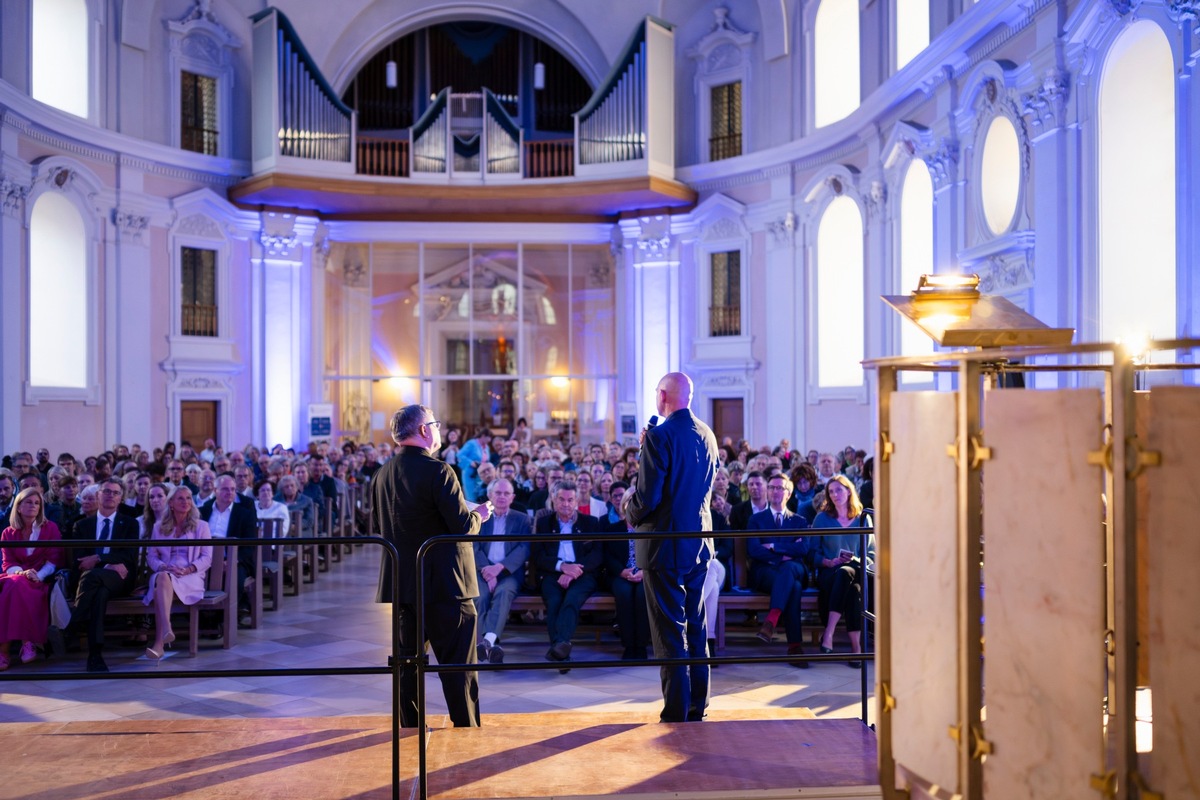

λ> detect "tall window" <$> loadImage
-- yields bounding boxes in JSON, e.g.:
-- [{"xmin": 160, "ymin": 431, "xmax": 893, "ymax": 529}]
[
  {"xmin": 816, "ymin": 195, "xmax": 864, "ymax": 387},
  {"xmin": 895, "ymin": 0, "xmax": 930, "ymax": 71},
  {"xmin": 710, "ymin": 250, "xmax": 742, "ymax": 336},
  {"xmin": 710, "ymin": 82, "xmax": 743, "ymax": 161},
  {"xmin": 32, "ymin": 0, "xmax": 89, "ymax": 118},
  {"xmin": 1098, "ymin": 21, "xmax": 1175, "ymax": 345},
  {"xmin": 898, "ymin": 160, "xmax": 936, "ymax": 377},
  {"xmin": 181, "ymin": 72, "xmax": 219, "ymax": 155},
  {"xmin": 814, "ymin": 0, "xmax": 860, "ymax": 128},
  {"xmin": 181, "ymin": 247, "xmax": 218, "ymax": 337},
  {"xmin": 30, "ymin": 192, "xmax": 88, "ymax": 388}
]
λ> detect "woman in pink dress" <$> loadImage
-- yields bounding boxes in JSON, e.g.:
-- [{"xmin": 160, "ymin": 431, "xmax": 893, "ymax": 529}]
[
  {"xmin": 0, "ymin": 488, "xmax": 64, "ymax": 669},
  {"xmin": 143, "ymin": 485, "xmax": 211, "ymax": 660}
]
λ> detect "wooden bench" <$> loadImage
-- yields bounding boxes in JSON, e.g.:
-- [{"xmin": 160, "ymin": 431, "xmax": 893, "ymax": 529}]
[{"xmin": 105, "ymin": 544, "xmax": 238, "ymax": 656}]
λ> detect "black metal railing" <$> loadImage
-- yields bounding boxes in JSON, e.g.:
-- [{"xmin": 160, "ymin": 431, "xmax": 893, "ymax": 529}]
[
  {"xmin": 0, "ymin": 533, "xmax": 407, "ymax": 800},
  {"xmin": 412, "ymin": 525, "xmax": 875, "ymax": 800}
]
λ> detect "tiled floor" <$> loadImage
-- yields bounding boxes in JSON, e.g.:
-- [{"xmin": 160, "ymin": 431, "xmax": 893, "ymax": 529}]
[{"xmin": 0, "ymin": 547, "xmax": 876, "ymax": 726}]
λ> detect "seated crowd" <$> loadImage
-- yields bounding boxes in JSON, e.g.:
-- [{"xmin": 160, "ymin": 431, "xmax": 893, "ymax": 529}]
[{"xmin": 0, "ymin": 430, "xmax": 874, "ymax": 672}]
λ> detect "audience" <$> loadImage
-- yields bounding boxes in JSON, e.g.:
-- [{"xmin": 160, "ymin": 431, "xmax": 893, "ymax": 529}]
[{"xmin": 5, "ymin": 427, "xmax": 873, "ymax": 672}]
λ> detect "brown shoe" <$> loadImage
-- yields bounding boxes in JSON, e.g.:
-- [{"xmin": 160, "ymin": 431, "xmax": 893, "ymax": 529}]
[{"xmin": 756, "ymin": 620, "xmax": 776, "ymax": 643}]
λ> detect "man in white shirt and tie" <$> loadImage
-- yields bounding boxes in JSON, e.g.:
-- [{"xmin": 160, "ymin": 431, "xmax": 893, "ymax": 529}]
[
  {"xmin": 472, "ymin": 478, "xmax": 531, "ymax": 664},
  {"xmin": 57, "ymin": 479, "xmax": 140, "ymax": 672},
  {"xmin": 745, "ymin": 474, "xmax": 812, "ymax": 665},
  {"xmin": 531, "ymin": 480, "xmax": 601, "ymax": 669}
]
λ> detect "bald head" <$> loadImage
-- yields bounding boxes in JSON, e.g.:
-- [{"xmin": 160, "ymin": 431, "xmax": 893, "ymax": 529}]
[{"xmin": 655, "ymin": 372, "xmax": 693, "ymax": 416}]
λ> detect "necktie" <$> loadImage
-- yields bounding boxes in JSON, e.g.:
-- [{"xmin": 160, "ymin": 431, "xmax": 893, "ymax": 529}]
[
  {"xmin": 100, "ymin": 518, "xmax": 111, "ymax": 541},
  {"xmin": 775, "ymin": 513, "xmax": 782, "ymax": 528}
]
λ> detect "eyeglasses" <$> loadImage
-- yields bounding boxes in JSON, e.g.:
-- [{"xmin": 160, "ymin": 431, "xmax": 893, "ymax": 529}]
[{"xmin": 426, "ymin": 420, "xmax": 442, "ymax": 429}]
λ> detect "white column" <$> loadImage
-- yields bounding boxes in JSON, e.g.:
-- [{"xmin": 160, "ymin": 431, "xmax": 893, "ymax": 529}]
[
  {"xmin": 108, "ymin": 202, "xmax": 154, "ymax": 445},
  {"xmin": 759, "ymin": 207, "xmax": 801, "ymax": 448},
  {"xmin": 256, "ymin": 214, "xmax": 315, "ymax": 449},
  {"xmin": 0, "ymin": 158, "xmax": 29, "ymax": 446},
  {"xmin": 627, "ymin": 215, "xmax": 680, "ymax": 422}
]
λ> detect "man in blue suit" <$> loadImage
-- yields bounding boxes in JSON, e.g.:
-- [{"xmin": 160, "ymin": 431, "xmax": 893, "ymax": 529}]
[
  {"xmin": 746, "ymin": 473, "xmax": 812, "ymax": 667},
  {"xmin": 626, "ymin": 371, "xmax": 720, "ymax": 722},
  {"xmin": 472, "ymin": 477, "xmax": 531, "ymax": 664}
]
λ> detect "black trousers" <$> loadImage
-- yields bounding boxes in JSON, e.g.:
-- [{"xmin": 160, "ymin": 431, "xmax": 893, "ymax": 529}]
[
  {"xmin": 642, "ymin": 560, "xmax": 710, "ymax": 722},
  {"xmin": 71, "ymin": 567, "xmax": 132, "ymax": 652},
  {"xmin": 396, "ymin": 600, "xmax": 480, "ymax": 728},
  {"xmin": 817, "ymin": 564, "xmax": 862, "ymax": 633},
  {"xmin": 611, "ymin": 575, "xmax": 651, "ymax": 651}
]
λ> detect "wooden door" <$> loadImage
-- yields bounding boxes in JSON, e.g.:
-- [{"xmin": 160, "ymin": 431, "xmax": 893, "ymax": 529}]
[
  {"xmin": 181, "ymin": 401, "xmax": 218, "ymax": 449},
  {"xmin": 711, "ymin": 398, "xmax": 744, "ymax": 446}
]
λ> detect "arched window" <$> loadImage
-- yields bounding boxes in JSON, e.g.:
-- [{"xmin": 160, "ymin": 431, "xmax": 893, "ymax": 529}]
[
  {"xmin": 816, "ymin": 195, "xmax": 864, "ymax": 388},
  {"xmin": 1098, "ymin": 21, "xmax": 1175, "ymax": 345},
  {"xmin": 31, "ymin": 0, "xmax": 90, "ymax": 118},
  {"xmin": 895, "ymin": 0, "xmax": 929, "ymax": 71},
  {"xmin": 814, "ymin": 0, "xmax": 860, "ymax": 128},
  {"xmin": 898, "ymin": 159, "xmax": 935, "ymax": 375},
  {"xmin": 29, "ymin": 192, "xmax": 88, "ymax": 389}
]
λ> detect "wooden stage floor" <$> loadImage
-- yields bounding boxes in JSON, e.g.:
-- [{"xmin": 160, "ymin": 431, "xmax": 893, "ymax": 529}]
[{"xmin": 1, "ymin": 709, "xmax": 881, "ymax": 800}]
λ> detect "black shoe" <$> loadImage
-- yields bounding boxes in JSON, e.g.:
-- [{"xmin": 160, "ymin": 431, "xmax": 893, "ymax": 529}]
[
  {"xmin": 847, "ymin": 660, "xmax": 862, "ymax": 669},
  {"xmin": 47, "ymin": 626, "xmax": 66, "ymax": 657},
  {"xmin": 788, "ymin": 646, "xmax": 811, "ymax": 669},
  {"xmin": 489, "ymin": 644, "xmax": 505, "ymax": 664},
  {"xmin": 547, "ymin": 641, "xmax": 572, "ymax": 661},
  {"xmin": 476, "ymin": 642, "xmax": 491, "ymax": 663},
  {"xmin": 86, "ymin": 653, "xmax": 109, "ymax": 673}
]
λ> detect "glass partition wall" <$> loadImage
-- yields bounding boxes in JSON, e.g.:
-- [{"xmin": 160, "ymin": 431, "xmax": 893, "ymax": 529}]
[{"xmin": 323, "ymin": 239, "xmax": 617, "ymax": 445}]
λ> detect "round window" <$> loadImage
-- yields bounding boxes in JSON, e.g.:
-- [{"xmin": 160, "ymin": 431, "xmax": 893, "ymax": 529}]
[{"xmin": 979, "ymin": 115, "xmax": 1021, "ymax": 235}]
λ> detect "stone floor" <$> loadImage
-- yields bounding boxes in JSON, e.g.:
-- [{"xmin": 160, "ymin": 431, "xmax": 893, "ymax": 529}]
[{"xmin": 0, "ymin": 546, "xmax": 876, "ymax": 726}]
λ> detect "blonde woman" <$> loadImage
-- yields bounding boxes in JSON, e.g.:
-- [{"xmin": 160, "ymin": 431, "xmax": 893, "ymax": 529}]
[
  {"xmin": 143, "ymin": 485, "xmax": 211, "ymax": 660},
  {"xmin": 0, "ymin": 489, "xmax": 64, "ymax": 668}
]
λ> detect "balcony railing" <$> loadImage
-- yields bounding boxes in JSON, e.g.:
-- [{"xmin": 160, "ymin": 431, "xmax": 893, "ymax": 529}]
[
  {"xmin": 709, "ymin": 133, "xmax": 742, "ymax": 162},
  {"xmin": 524, "ymin": 139, "xmax": 574, "ymax": 178},
  {"xmin": 709, "ymin": 305, "xmax": 741, "ymax": 337},
  {"xmin": 182, "ymin": 303, "xmax": 219, "ymax": 337},
  {"xmin": 357, "ymin": 137, "xmax": 409, "ymax": 177}
]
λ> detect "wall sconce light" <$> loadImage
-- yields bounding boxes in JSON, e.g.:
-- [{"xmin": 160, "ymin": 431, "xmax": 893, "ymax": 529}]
[
  {"xmin": 385, "ymin": 60, "xmax": 398, "ymax": 89},
  {"xmin": 533, "ymin": 62, "xmax": 546, "ymax": 90}
]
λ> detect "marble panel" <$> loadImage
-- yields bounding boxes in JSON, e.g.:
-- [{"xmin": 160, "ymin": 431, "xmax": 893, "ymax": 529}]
[
  {"xmin": 889, "ymin": 391, "xmax": 959, "ymax": 791},
  {"xmin": 1145, "ymin": 387, "xmax": 1200, "ymax": 799},
  {"xmin": 982, "ymin": 389, "xmax": 1105, "ymax": 800}
]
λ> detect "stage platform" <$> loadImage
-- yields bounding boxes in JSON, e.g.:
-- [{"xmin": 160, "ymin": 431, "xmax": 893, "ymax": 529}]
[{"xmin": 1, "ymin": 709, "xmax": 881, "ymax": 800}]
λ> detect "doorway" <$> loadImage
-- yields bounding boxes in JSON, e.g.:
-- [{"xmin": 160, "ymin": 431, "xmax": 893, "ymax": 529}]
[
  {"xmin": 711, "ymin": 398, "xmax": 744, "ymax": 447},
  {"xmin": 181, "ymin": 400, "xmax": 219, "ymax": 448}
]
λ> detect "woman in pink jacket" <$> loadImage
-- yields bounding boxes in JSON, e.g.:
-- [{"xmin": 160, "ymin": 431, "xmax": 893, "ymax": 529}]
[
  {"xmin": 143, "ymin": 485, "xmax": 211, "ymax": 661},
  {"xmin": 0, "ymin": 488, "xmax": 64, "ymax": 669}
]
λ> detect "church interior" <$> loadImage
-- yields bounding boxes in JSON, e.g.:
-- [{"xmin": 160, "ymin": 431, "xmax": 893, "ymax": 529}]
[{"xmin": 0, "ymin": 0, "xmax": 1197, "ymax": 798}]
